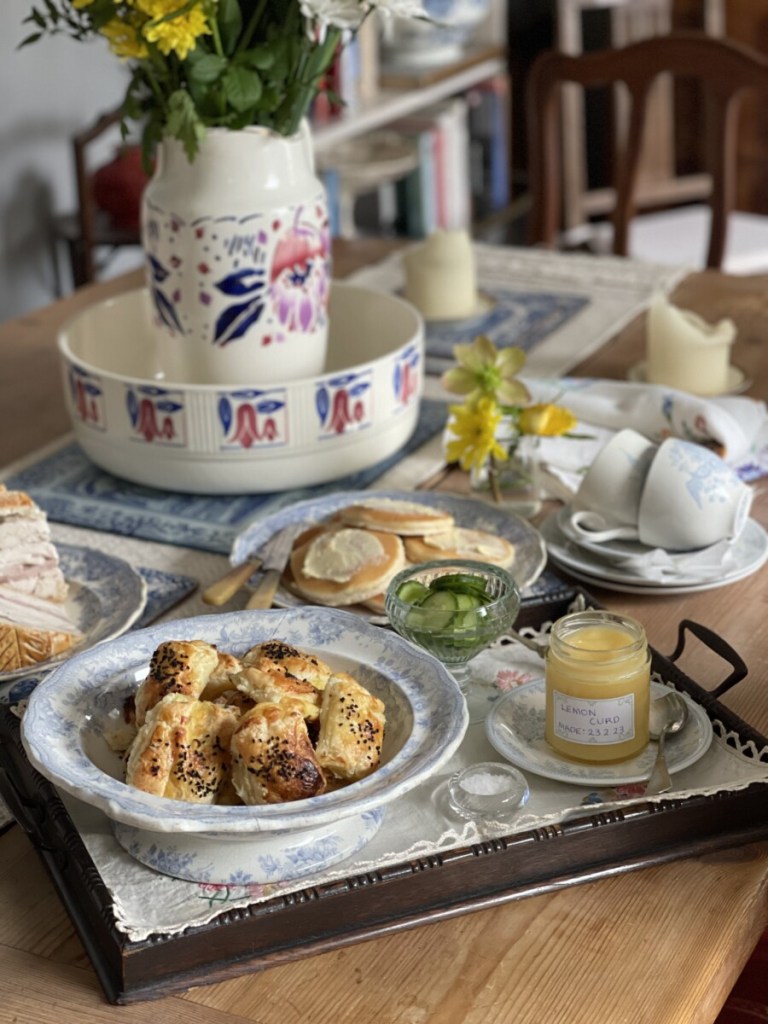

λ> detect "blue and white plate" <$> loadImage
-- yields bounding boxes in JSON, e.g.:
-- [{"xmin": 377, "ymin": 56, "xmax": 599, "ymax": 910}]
[
  {"xmin": 21, "ymin": 608, "xmax": 468, "ymax": 884},
  {"xmin": 485, "ymin": 679, "xmax": 713, "ymax": 787},
  {"xmin": 0, "ymin": 544, "xmax": 147, "ymax": 685},
  {"xmin": 231, "ymin": 489, "xmax": 548, "ymax": 618}
]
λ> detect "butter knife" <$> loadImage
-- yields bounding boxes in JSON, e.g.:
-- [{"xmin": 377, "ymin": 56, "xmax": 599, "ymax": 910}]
[
  {"xmin": 202, "ymin": 558, "xmax": 262, "ymax": 606},
  {"xmin": 245, "ymin": 524, "xmax": 304, "ymax": 610}
]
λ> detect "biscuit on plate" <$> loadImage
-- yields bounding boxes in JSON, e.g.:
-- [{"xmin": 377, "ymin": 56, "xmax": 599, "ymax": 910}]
[
  {"xmin": 336, "ymin": 498, "xmax": 454, "ymax": 536},
  {"xmin": 290, "ymin": 525, "xmax": 405, "ymax": 606},
  {"xmin": 404, "ymin": 527, "xmax": 515, "ymax": 569}
]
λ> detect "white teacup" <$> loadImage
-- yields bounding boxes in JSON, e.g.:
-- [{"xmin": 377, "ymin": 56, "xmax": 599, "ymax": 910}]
[
  {"xmin": 571, "ymin": 428, "xmax": 658, "ymax": 528},
  {"xmin": 570, "ymin": 438, "xmax": 752, "ymax": 551}
]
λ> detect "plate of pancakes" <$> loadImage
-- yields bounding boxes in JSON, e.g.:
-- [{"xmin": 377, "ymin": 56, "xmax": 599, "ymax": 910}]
[{"xmin": 231, "ymin": 491, "xmax": 547, "ymax": 620}]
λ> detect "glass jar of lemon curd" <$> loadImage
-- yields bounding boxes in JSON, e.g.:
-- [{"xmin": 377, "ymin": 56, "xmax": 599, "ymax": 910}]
[{"xmin": 545, "ymin": 610, "xmax": 651, "ymax": 763}]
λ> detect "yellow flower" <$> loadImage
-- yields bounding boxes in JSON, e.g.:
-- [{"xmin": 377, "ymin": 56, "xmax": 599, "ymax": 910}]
[
  {"xmin": 133, "ymin": 0, "xmax": 212, "ymax": 60},
  {"xmin": 100, "ymin": 17, "xmax": 149, "ymax": 59},
  {"xmin": 440, "ymin": 335, "xmax": 530, "ymax": 407},
  {"xmin": 517, "ymin": 403, "xmax": 578, "ymax": 437},
  {"xmin": 445, "ymin": 397, "xmax": 508, "ymax": 473}
]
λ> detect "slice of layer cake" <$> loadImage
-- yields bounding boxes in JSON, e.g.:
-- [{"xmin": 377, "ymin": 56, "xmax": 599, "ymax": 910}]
[{"xmin": 0, "ymin": 485, "xmax": 81, "ymax": 671}]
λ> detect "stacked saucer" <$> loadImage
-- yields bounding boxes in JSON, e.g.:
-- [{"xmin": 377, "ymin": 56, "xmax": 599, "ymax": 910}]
[
  {"xmin": 541, "ymin": 429, "xmax": 767, "ymax": 594},
  {"xmin": 541, "ymin": 506, "xmax": 767, "ymax": 594}
]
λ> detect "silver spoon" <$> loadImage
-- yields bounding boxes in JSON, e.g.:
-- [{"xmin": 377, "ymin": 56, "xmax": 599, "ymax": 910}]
[{"xmin": 645, "ymin": 691, "xmax": 689, "ymax": 795}]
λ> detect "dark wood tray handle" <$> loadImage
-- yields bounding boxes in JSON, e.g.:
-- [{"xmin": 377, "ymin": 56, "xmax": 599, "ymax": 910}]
[{"xmin": 667, "ymin": 619, "xmax": 748, "ymax": 698}]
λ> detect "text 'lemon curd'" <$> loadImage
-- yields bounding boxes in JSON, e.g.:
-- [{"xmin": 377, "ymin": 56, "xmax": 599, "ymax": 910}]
[{"xmin": 545, "ymin": 610, "xmax": 651, "ymax": 763}]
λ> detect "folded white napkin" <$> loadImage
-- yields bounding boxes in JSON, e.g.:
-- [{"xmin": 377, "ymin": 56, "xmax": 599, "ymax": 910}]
[
  {"xmin": 523, "ymin": 377, "xmax": 768, "ymax": 497},
  {"xmin": 589, "ymin": 538, "xmax": 740, "ymax": 583}
]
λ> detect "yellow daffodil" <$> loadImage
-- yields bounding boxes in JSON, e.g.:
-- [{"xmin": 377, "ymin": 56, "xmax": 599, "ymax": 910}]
[
  {"xmin": 445, "ymin": 397, "xmax": 508, "ymax": 473},
  {"xmin": 440, "ymin": 335, "xmax": 531, "ymax": 407},
  {"xmin": 517, "ymin": 403, "xmax": 578, "ymax": 437}
]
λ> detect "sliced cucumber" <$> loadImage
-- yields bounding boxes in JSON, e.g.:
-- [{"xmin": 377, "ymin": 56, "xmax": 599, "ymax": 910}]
[
  {"xmin": 405, "ymin": 589, "xmax": 459, "ymax": 629},
  {"xmin": 429, "ymin": 573, "xmax": 491, "ymax": 600},
  {"xmin": 396, "ymin": 579, "xmax": 431, "ymax": 605}
]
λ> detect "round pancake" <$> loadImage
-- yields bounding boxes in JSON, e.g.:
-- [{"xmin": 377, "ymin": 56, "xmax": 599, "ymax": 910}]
[
  {"xmin": 404, "ymin": 527, "xmax": 516, "ymax": 569},
  {"xmin": 290, "ymin": 526, "xmax": 405, "ymax": 606},
  {"xmin": 336, "ymin": 498, "xmax": 454, "ymax": 536}
]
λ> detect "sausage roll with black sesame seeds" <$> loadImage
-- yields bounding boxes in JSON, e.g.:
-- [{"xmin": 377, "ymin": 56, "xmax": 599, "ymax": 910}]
[
  {"xmin": 314, "ymin": 672, "xmax": 386, "ymax": 783},
  {"xmin": 126, "ymin": 693, "xmax": 239, "ymax": 803},
  {"xmin": 230, "ymin": 700, "xmax": 327, "ymax": 804},
  {"xmin": 134, "ymin": 639, "xmax": 221, "ymax": 726},
  {"xmin": 233, "ymin": 664, "xmax": 322, "ymax": 721},
  {"xmin": 241, "ymin": 640, "xmax": 333, "ymax": 690},
  {"xmin": 199, "ymin": 650, "xmax": 244, "ymax": 701}
]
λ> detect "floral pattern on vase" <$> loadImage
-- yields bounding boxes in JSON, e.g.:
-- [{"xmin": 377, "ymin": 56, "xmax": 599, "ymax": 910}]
[{"xmin": 141, "ymin": 124, "xmax": 331, "ymax": 387}]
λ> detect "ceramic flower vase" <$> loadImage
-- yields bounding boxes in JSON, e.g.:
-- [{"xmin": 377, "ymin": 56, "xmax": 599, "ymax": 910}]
[{"xmin": 141, "ymin": 121, "xmax": 331, "ymax": 386}]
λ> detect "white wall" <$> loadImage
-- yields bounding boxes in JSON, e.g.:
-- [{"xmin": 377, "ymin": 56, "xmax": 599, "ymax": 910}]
[{"xmin": 0, "ymin": 0, "xmax": 134, "ymax": 322}]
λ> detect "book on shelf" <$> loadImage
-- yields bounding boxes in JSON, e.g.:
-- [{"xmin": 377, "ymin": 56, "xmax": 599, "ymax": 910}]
[
  {"xmin": 467, "ymin": 73, "xmax": 511, "ymax": 217},
  {"xmin": 389, "ymin": 97, "xmax": 472, "ymax": 238}
]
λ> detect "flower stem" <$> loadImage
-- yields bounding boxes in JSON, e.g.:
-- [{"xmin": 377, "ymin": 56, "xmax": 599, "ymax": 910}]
[{"xmin": 488, "ymin": 454, "xmax": 503, "ymax": 504}]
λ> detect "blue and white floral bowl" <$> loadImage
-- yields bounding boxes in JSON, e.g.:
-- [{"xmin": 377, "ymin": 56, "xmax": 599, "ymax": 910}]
[
  {"xmin": 58, "ymin": 281, "xmax": 424, "ymax": 494},
  {"xmin": 21, "ymin": 608, "xmax": 468, "ymax": 884}
]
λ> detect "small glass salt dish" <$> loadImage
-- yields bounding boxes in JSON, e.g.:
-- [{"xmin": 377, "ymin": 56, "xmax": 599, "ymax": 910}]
[{"xmin": 446, "ymin": 761, "xmax": 530, "ymax": 825}]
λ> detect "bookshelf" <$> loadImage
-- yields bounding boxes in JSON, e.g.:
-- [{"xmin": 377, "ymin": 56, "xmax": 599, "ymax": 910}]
[
  {"xmin": 311, "ymin": 48, "xmax": 507, "ymax": 156},
  {"xmin": 312, "ymin": 37, "xmax": 510, "ymax": 239}
]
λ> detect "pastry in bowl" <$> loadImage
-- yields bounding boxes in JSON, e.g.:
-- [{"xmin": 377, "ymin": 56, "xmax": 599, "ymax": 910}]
[
  {"xmin": 125, "ymin": 636, "xmax": 387, "ymax": 808},
  {"xmin": 21, "ymin": 607, "xmax": 468, "ymax": 884}
]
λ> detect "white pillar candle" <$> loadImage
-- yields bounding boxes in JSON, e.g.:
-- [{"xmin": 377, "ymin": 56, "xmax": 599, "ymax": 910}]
[
  {"xmin": 402, "ymin": 229, "xmax": 478, "ymax": 320},
  {"xmin": 646, "ymin": 293, "xmax": 736, "ymax": 395}
]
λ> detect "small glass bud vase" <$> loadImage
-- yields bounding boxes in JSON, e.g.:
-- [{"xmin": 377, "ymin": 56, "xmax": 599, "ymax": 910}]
[{"xmin": 469, "ymin": 435, "xmax": 543, "ymax": 518}]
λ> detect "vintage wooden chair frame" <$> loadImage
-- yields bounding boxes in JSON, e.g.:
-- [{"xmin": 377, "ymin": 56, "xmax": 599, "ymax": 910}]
[{"xmin": 526, "ymin": 31, "xmax": 768, "ymax": 269}]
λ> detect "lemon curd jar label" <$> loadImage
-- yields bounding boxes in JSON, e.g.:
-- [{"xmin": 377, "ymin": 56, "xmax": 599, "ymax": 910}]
[{"xmin": 545, "ymin": 610, "xmax": 651, "ymax": 763}]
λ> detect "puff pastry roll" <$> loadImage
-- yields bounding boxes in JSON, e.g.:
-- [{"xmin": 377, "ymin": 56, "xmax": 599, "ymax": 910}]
[
  {"xmin": 230, "ymin": 701, "xmax": 326, "ymax": 804},
  {"xmin": 315, "ymin": 672, "xmax": 386, "ymax": 782},
  {"xmin": 200, "ymin": 650, "xmax": 243, "ymax": 701},
  {"xmin": 234, "ymin": 664, "xmax": 322, "ymax": 721},
  {"xmin": 134, "ymin": 639, "xmax": 220, "ymax": 726},
  {"xmin": 125, "ymin": 694, "xmax": 239, "ymax": 803},
  {"xmin": 241, "ymin": 640, "xmax": 333, "ymax": 690}
]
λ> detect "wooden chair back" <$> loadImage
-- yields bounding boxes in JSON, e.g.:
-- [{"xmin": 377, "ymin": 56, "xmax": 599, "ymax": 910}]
[{"xmin": 526, "ymin": 31, "xmax": 768, "ymax": 268}]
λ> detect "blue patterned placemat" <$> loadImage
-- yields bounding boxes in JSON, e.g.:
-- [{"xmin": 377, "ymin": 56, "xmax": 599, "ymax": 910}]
[
  {"xmin": 423, "ymin": 288, "xmax": 590, "ymax": 367},
  {"xmin": 5, "ymin": 399, "xmax": 447, "ymax": 555}
]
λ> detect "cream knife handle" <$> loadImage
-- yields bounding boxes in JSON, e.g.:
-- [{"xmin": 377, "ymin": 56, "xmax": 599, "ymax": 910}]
[
  {"xmin": 202, "ymin": 560, "xmax": 261, "ymax": 606},
  {"xmin": 246, "ymin": 569, "xmax": 282, "ymax": 609}
]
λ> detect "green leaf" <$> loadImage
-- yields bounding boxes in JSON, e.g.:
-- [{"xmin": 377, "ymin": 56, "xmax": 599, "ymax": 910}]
[
  {"xmin": 165, "ymin": 89, "xmax": 206, "ymax": 161},
  {"xmin": 217, "ymin": 0, "xmax": 242, "ymax": 55},
  {"xmin": 186, "ymin": 51, "xmax": 227, "ymax": 84},
  {"xmin": 240, "ymin": 45, "xmax": 274, "ymax": 71},
  {"xmin": 222, "ymin": 66, "xmax": 262, "ymax": 113},
  {"xmin": 18, "ymin": 31, "xmax": 44, "ymax": 47}
]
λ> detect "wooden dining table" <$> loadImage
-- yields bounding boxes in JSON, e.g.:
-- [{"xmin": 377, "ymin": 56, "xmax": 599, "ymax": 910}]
[{"xmin": 1, "ymin": 239, "xmax": 767, "ymax": 1024}]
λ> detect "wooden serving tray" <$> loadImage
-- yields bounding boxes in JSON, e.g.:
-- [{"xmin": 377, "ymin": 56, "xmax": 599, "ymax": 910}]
[{"xmin": 1, "ymin": 584, "xmax": 767, "ymax": 1005}]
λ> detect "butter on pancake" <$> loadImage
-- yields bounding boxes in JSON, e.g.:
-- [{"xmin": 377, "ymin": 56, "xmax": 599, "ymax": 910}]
[
  {"xmin": 337, "ymin": 498, "xmax": 454, "ymax": 535},
  {"xmin": 404, "ymin": 527, "xmax": 515, "ymax": 569},
  {"xmin": 290, "ymin": 527, "xmax": 405, "ymax": 606}
]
